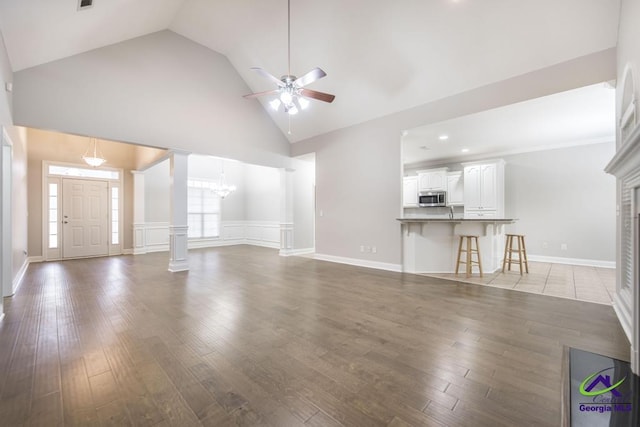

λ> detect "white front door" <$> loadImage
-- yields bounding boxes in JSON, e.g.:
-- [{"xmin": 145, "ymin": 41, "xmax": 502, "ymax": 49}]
[{"xmin": 62, "ymin": 179, "xmax": 109, "ymax": 258}]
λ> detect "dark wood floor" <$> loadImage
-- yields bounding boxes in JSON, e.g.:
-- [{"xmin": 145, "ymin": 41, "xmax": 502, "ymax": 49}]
[{"xmin": 0, "ymin": 245, "xmax": 630, "ymax": 426}]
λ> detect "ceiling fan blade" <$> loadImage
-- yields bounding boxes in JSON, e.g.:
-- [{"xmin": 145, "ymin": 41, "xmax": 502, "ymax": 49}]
[
  {"xmin": 294, "ymin": 67, "xmax": 327, "ymax": 87},
  {"xmin": 243, "ymin": 89, "xmax": 280, "ymax": 99},
  {"xmin": 300, "ymin": 88, "xmax": 335, "ymax": 103},
  {"xmin": 250, "ymin": 67, "xmax": 285, "ymax": 87}
]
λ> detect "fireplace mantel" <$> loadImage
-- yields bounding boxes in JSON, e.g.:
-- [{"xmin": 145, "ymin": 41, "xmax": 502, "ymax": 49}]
[{"xmin": 606, "ymin": 123, "xmax": 640, "ymax": 178}]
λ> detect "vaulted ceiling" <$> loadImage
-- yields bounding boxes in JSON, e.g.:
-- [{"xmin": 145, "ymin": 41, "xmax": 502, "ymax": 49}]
[{"xmin": 0, "ymin": 0, "xmax": 621, "ymax": 142}]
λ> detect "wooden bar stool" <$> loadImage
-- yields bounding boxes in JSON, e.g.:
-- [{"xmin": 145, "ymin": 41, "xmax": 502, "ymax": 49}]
[
  {"xmin": 455, "ymin": 235, "xmax": 483, "ymax": 277},
  {"xmin": 502, "ymin": 234, "xmax": 529, "ymax": 274}
]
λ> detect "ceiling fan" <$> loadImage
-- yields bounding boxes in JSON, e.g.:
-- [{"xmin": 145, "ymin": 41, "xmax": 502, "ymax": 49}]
[{"xmin": 243, "ymin": 0, "xmax": 335, "ymax": 116}]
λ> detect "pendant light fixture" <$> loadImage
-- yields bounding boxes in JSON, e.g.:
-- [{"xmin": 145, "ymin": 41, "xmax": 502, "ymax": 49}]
[
  {"xmin": 213, "ymin": 159, "xmax": 236, "ymax": 199},
  {"xmin": 82, "ymin": 137, "xmax": 106, "ymax": 167}
]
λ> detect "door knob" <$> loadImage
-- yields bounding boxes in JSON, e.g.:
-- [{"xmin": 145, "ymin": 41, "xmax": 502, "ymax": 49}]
[{"xmin": 63, "ymin": 221, "xmax": 68, "ymax": 224}]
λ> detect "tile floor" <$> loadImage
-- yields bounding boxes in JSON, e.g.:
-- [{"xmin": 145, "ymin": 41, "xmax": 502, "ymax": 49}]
[{"xmin": 425, "ymin": 262, "xmax": 616, "ymax": 305}]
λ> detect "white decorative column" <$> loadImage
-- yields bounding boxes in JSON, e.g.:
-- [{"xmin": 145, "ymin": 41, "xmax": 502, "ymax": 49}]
[
  {"xmin": 131, "ymin": 171, "xmax": 146, "ymax": 255},
  {"xmin": 279, "ymin": 168, "xmax": 294, "ymax": 256},
  {"xmin": 168, "ymin": 150, "xmax": 190, "ymax": 272}
]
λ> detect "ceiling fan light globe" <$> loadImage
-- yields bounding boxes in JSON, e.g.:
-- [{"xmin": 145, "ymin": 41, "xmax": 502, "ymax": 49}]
[
  {"xmin": 269, "ymin": 99, "xmax": 281, "ymax": 111},
  {"xmin": 287, "ymin": 105, "xmax": 299, "ymax": 115},
  {"xmin": 298, "ymin": 97, "xmax": 310, "ymax": 110},
  {"xmin": 280, "ymin": 91, "xmax": 293, "ymax": 104}
]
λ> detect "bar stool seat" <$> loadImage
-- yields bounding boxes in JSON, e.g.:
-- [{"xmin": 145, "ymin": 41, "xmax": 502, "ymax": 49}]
[
  {"xmin": 455, "ymin": 235, "xmax": 483, "ymax": 277},
  {"xmin": 502, "ymin": 234, "xmax": 529, "ymax": 274}
]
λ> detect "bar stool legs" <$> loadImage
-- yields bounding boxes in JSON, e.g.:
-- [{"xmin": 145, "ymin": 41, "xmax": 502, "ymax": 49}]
[
  {"xmin": 502, "ymin": 234, "xmax": 529, "ymax": 274},
  {"xmin": 455, "ymin": 235, "xmax": 483, "ymax": 277}
]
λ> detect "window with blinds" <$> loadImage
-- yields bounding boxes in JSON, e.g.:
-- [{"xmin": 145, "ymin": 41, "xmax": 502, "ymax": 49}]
[{"xmin": 187, "ymin": 179, "xmax": 221, "ymax": 239}]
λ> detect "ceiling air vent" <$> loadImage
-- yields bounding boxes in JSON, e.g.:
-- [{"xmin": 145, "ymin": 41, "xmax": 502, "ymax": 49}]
[{"xmin": 77, "ymin": 0, "xmax": 94, "ymax": 10}]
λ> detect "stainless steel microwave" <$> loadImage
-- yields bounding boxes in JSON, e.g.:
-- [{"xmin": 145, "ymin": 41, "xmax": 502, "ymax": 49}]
[{"xmin": 418, "ymin": 191, "xmax": 447, "ymax": 207}]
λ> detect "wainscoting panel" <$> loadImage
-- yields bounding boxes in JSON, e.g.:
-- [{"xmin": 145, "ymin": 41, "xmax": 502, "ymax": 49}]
[
  {"xmin": 144, "ymin": 222, "xmax": 171, "ymax": 253},
  {"xmin": 136, "ymin": 221, "xmax": 281, "ymax": 253},
  {"xmin": 222, "ymin": 223, "xmax": 246, "ymax": 241},
  {"xmin": 246, "ymin": 222, "xmax": 280, "ymax": 249}
]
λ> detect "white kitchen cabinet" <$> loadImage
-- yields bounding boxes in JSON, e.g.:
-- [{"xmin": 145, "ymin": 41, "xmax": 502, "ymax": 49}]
[
  {"xmin": 462, "ymin": 159, "xmax": 505, "ymax": 218},
  {"xmin": 403, "ymin": 176, "xmax": 418, "ymax": 208},
  {"xmin": 418, "ymin": 168, "xmax": 448, "ymax": 191},
  {"xmin": 446, "ymin": 172, "xmax": 464, "ymax": 206}
]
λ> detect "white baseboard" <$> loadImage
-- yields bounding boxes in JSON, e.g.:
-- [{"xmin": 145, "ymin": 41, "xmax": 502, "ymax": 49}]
[
  {"xmin": 27, "ymin": 256, "xmax": 44, "ymax": 263},
  {"xmin": 188, "ymin": 238, "xmax": 244, "ymax": 249},
  {"xmin": 527, "ymin": 254, "xmax": 615, "ymax": 269},
  {"xmin": 312, "ymin": 253, "xmax": 402, "ymax": 273},
  {"xmin": 145, "ymin": 244, "xmax": 169, "ymax": 254},
  {"xmin": 122, "ymin": 248, "xmax": 134, "ymax": 255},
  {"xmin": 10, "ymin": 258, "xmax": 30, "ymax": 296},
  {"xmin": 246, "ymin": 240, "xmax": 280, "ymax": 250},
  {"xmin": 280, "ymin": 248, "xmax": 315, "ymax": 257}
]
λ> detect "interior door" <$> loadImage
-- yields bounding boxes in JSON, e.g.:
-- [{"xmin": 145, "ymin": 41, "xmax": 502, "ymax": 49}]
[{"xmin": 62, "ymin": 178, "xmax": 109, "ymax": 258}]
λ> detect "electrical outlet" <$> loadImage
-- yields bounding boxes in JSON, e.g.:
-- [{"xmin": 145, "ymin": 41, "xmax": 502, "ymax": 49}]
[
  {"xmin": 372, "ymin": 246, "xmax": 377, "ymax": 254},
  {"xmin": 561, "ymin": 243, "xmax": 568, "ymax": 251},
  {"xmin": 360, "ymin": 245, "xmax": 365, "ymax": 253},
  {"xmin": 542, "ymin": 242, "xmax": 548, "ymax": 249},
  {"xmin": 319, "ymin": 210, "xmax": 324, "ymax": 217}
]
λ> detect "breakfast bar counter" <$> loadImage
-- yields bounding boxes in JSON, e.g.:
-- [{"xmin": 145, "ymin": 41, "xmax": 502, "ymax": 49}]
[{"xmin": 397, "ymin": 217, "xmax": 517, "ymax": 274}]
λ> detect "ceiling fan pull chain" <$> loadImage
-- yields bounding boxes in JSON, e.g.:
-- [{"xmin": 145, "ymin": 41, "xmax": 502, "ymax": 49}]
[{"xmin": 287, "ymin": 0, "xmax": 291, "ymax": 76}]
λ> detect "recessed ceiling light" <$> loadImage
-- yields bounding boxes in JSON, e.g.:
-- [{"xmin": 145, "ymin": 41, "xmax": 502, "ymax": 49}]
[
  {"xmin": 438, "ymin": 135, "xmax": 449, "ymax": 141},
  {"xmin": 461, "ymin": 148, "xmax": 469, "ymax": 153},
  {"xmin": 401, "ymin": 130, "xmax": 409, "ymax": 137}
]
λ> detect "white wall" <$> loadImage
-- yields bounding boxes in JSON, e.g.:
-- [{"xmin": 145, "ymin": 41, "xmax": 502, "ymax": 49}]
[
  {"xmin": 244, "ymin": 164, "xmax": 280, "ymax": 222},
  {"xmin": 291, "ymin": 50, "xmax": 617, "ymax": 268},
  {"xmin": 144, "ymin": 159, "xmax": 170, "ymax": 223},
  {"xmin": 12, "ymin": 30, "xmax": 291, "ymax": 169},
  {"xmin": 504, "ymin": 143, "xmax": 615, "ymax": 263},
  {"xmin": 0, "ymin": 30, "xmax": 11, "ymax": 126},
  {"xmin": 9, "ymin": 127, "xmax": 27, "ymax": 286},
  {"xmin": 293, "ymin": 156, "xmax": 315, "ymax": 250}
]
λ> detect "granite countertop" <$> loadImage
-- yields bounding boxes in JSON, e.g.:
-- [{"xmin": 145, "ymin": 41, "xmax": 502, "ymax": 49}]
[{"xmin": 396, "ymin": 217, "xmax": 516, "ymax": 223}]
